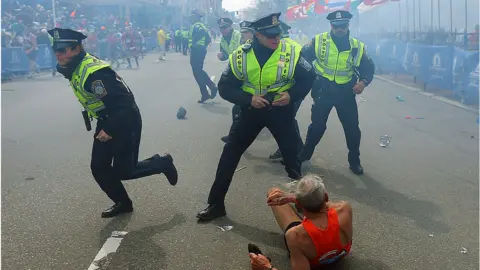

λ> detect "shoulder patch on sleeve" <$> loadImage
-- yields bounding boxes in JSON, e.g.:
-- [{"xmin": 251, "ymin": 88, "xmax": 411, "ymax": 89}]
[
  {"xmin": 92, "ymin": 80, "xmax": 107, "ymax": 97},
  {"xmin": 298, "ymin": 57, "xmax": 312, "ymax": 71}
]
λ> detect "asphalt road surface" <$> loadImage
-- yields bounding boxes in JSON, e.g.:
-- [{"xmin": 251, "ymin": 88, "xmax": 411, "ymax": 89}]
[{"xmin": 2, "ymin": 47, "xmax": 479, "ymax": 270}]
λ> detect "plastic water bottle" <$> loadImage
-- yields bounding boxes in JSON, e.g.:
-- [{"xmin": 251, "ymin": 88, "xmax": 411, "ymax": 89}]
[{"xmin": 379, "ymin": 135, "xmax": 392, "ymax": 147}]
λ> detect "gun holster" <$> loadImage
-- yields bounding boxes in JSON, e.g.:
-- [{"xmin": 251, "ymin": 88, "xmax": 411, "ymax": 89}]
[{"xmin": 82, "ymin": 110, "xmax": 92, "ymax": 131}]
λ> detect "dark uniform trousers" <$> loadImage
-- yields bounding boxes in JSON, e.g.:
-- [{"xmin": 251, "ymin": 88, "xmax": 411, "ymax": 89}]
[
  {"xmin": 301, "ymin": 81, "xmax": 361, "ymax": 165},
  {"xmin": 229, "ymin": 101, "xmax": 303, "ymax": 152},
  {"xmin": 182, "ymin": 39, "xmax": 189, "ymax": 55},
  {"xmin": 208, "ymin": 104, "xmax": 302, "ymax": 205},
  {"xmin": 175, "ymin": 37, "xmax": 181, "ymax": 52},
  {"xmin": 91, "ymin": 109, "xmax": 167, "ymax": 204},
  {"xmin": 190, "ymin": 46, "xmax": 216, "ymax": 99}
]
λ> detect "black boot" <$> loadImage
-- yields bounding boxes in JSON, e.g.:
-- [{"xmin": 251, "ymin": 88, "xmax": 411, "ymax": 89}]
[
  {"xmin": 156, "ymin": 154, "xmax": 178, "ymax": 185},
  {"xmin": 196, "ymin": 204, "xmax": 226, "ymax": 221},
  {"xmin": 349, "ymin": 164, "xmax": 364, "ymax": 175},
  {"xmin": 101, "ymin": 202, "xmax": 133, "ymax": 218},
  {"xmin": 198, "ymin": 96, "xmax": 209, "ymax": 103}
]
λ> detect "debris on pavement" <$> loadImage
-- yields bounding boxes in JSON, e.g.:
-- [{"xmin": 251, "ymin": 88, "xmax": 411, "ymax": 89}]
[
  {"xmin": 357, "ymin": 95, "xmax": 367, "ymax": 102},
  {"xmin": 25, "ymin": 177, "xmax": 35, "ymax": 181},
  {"xmin": 176, "ymin": 106, "xmax": 187, "ymax": 119},
  {"xmin": 429, "ymin": 234, "xmax": 434, "ymax": 238},
  {"xmin": 470, "ymin": 135, "xmax": 475, "ymax": 139},
  {"xmin": 396, "ymin": 96, "xmax": 405, "ymax": 102},
  {"xmin": 379, "ymin": 135, "xmax": 392, "ymax": 147},
  {"xmin": 405, "ymin": 116, "xmax": 412, "ymax": 119},
  {"xmin": 415, "ymin": 117, "xmax": 424, "ymax": 119},
  {"xmin": 460, "ymin": 247, "xmax": 468, "ymax": 254},
  {"xmin": 235, "ymin": 166, "xmax": 247, "ymax": 173},
  {"xmin": 216, "ymin": 225, "xmax": 233, "ymax": 232},
  {"xmin": 461, "ymin": 130, "xmax": 467, "ymax": 132}
]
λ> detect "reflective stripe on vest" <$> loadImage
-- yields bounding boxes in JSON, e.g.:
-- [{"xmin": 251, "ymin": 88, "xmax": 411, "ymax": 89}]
[
  {"xmin": 189, "ymin": 22, "xmax": 206, "ymax": 47},
  {"xmin": 220, "ymin": 30, "xmax": 241, "ymax": 55},
  {"xmin": 282, "ymin": 37, "xmax": 301, "ymax": 48},
  {"xmin": 229, "ymin": 41, "xmax": 301, "ymax": 96},
  {"xmin": 69, "ymin": 54, "xmax": 110, "ymax": 118},
  {"xmin": 313, "ymin": 32, "xmax": 364, "ymax": 84}
]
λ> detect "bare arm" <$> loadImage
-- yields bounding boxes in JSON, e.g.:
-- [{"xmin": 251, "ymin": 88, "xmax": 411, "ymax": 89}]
[{"xmin": 285, "ymin": 230, "xmax": 311, "ymax": 270}]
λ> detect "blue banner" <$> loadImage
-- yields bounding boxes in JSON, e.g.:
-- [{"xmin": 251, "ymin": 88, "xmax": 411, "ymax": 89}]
[
  {"xmin": 363, "ymin": 37, "xmax": 479, "ymax": 103},
  {"xmin": 2, "ymin": 45, "xmax": 54, "ymax": 76}
]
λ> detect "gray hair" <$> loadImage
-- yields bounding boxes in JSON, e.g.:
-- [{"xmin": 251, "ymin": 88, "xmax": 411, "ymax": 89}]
[{"xmin": 294, "ymin": 174, "xmax": 327, "ymax": 213}]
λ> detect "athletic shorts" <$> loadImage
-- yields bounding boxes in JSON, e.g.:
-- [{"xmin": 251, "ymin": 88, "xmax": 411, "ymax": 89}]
[{"xmin": 284, "ymin": 221, "xmax": 302, "ymax": 254}]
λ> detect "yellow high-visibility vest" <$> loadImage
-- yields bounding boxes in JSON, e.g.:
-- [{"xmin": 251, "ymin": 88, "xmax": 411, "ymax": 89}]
[
  {"xmin": 229, "ymin": 41, "xmax": 301, "ymax": 96},
  {"xmin": 70, "ymin": 54, "xmax": 109, "ymax": 118},
  {"xmin": 220, "ymin": 30, "xmax": 241, "ymax": 55},
  {"xmin": 189, "ymin": 22, "xmax": 207, "ymax": 47},
  {"xmin": 313, "ymin": 32, "xmax": 364, "ymax": 84}
]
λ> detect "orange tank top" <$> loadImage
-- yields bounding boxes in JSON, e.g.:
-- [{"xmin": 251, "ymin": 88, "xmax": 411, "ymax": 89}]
[{"xmin": 301, "ymin": 208, "xmax": 352, "ymax": 266}]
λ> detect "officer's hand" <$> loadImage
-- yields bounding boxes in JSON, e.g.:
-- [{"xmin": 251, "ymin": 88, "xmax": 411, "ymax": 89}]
[
  {"xmin": 251, "ymin": 95, "xmax": 270, "ymax": 108},
  {"xmin": 272, "ymin": 92, "xmax": 290, "ymax": 106},
  {"xmin": 217, "ymin": 52, "xmax": 225, "ymax": 60},
  {"xmin": 353, "ymin": 81, "xmax": 366, "ymax": 95},
  {"xmin": 96, "ymin": 130, "xmax": 112, "ymax": 142}
]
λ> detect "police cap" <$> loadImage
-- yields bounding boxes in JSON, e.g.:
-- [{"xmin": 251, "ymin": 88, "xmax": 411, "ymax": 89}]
[
  {"xmin": 47, "ymin": 28, "xmax": 87, "ymax": 49},
  {"xmin": 217, "ymin": 18, "xmax": 233, "ymax": 28},
  {"xmin": 251, "ymin": 13, "xmax": 282, "ymax": 37},
  {"xmin": 239, "ymin": 21, "xmax": 253, "ymax": 33},
  {"xmin": 326, "ymin": 10, "xmax": 353, "ymax": 27}
]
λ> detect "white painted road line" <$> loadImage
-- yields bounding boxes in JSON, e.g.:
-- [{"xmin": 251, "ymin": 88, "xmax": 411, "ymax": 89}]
[{"xmin": 87, "ymin": 231, "xmax": 128, "ymax": 270}]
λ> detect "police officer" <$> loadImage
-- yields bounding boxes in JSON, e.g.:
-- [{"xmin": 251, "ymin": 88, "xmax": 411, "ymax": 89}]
[
  {"xmin": 217, "ymin": 18, "xmax": 241, "ymax": 61},
  {"xmin": 299, "ymin": 11, "xmax": 375, "ymax": 175},
  {"xmin": 181, "ymin": 27, "xmax": 189, "ymax": 55},
  {"xmin": 197, "ymin": 13, "xmax": 317, "ymax": 221},
  {"xmin": 48, "ymin": 28, "xmax": 178, "ymax": 218},
  {"xmin": 239, "ymin": 21, "xmax": 254, "ymax": 44},
  {"xmin": 280, "ymin": 21, "xmax": 301, "ymax": 47},
  {"xmin": 220, "ymin": 21, "xmax": 254, "ymax": 143},
  {"xmin": 188, "ymin": 10, "xmax": 218, "ymax": 103},
  {"xmin": 174, "ymin": 28, "xmax": 181, "ymax": 52},
  {"xmin": 268, "ymin": 20, "xmax": 305, "ymax": 162}
]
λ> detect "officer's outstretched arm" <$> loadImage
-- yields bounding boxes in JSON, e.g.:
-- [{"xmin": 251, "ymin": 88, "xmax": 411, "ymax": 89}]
[
  {"xmin": 300, "ymin": 38, "xmax": 317, "ymax": 64},
  {"xmin": 357, "ymin": 48, "xmax": 375, "ymax": 85},
  {"xmin": 288, "ymin": 54, "xmax": 317, "ymax": 102},
  {"xmin": 218, "ymin": 64, "xmax": 252, "ymax": 106},
  {"xmin": 84, "ymin": 68, "xmax": 134, "ymax": 136}
]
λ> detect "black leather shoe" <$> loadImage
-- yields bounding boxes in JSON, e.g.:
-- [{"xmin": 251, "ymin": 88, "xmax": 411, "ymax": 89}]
[
  {"xmin": 161, "ymin": 154, "xmax": 178, "ymax": 186},
  {"xmin": 101, "ymin": 203, "xmax": 133, "ymax": 218},
  {"xmin": 221, "ymin": 136, "xmax": 229, "ymax": 143},
  {"xmin": 196, "ymin": 204, "xmax": 226, "ymax": 221},
  {"xmin": 198, "ymin": 96, "xmax": 209, "ymax": 103},
  {"xmin": 349, "ymin": 164, "xmax": 364, "ymax": 175}
]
